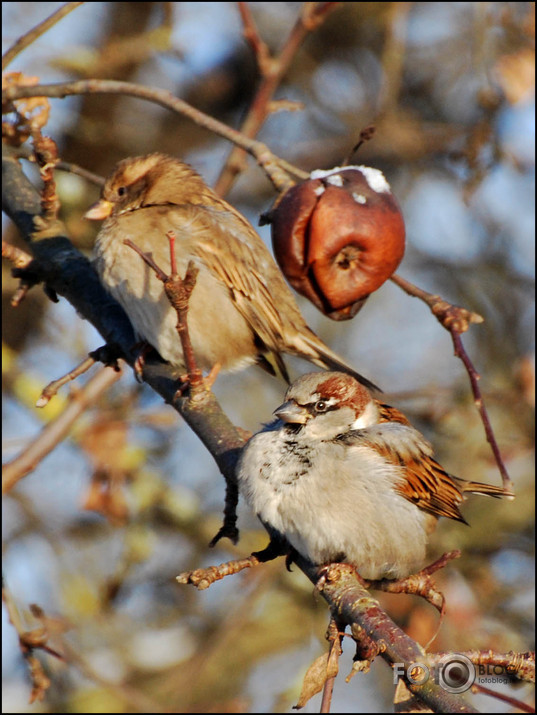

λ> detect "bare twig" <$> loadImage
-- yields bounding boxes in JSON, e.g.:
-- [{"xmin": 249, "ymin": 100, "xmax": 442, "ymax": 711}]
[
  {"xmin": 178, "ymin": 538, "xmax": 286, "ymax": 587},
  {"xmin": 238, "ymin": 2, "xmax": 272, "ymax": 74},
  {"xmin": 390, "ymin": 272, "xmax": 513, "ymax": 493},
  {"xmin": 2, "ymin": 79, "xmax": 307, "ymax": 191},
  {"xmin": 36, "ymin": 355, "xmax": 98, "ymax": 407},
  {"xmin": 320, "ymin": 618, "xmax": 344, "ymax": 713},
  {"xmin": 122, "ymin": 235, "xmax": 204, "ymax": 392},
  {"xmin": 5, "ymin": 144, "xmax": 105, "ymax": 185},
  {"xmin": 319, "ymin": 666, "xmax": 336, "ymax": 713},
  {"xmin": 32, "ymin": 132, "xmax": 60, "ymax": 220},
  {"xmin": 2, "ymin": 364, "xmax": 122, "ymax": 494},
  {"xmin": 2, "ymin": 2, "xmax": 84, "ymax": 71},
  {"xmin": 214, "ymin": 2, "xmax": 339, "ymax": 195},
  {"xmin": 55, "ymin": 159, "xmax": 104, "ymax": 186},
  {"xmin": 470, "ymin": 683, "xmax": 535, "ymax": 713},
  {"xmin": 2, "ymin": 585, "xmax": 65, "ymax": 703},
  {"xmin": 450, "ymin": 332, "xmax": 514, "ymax": 493},
  {"xmin": 390, "ymin": 273, "xmax": 484, "ymax": 332},
  {"xmin": 341, "ymin": 125, "xmax": 377, "ymax": 166},
  {"xmin": 177, "ymin": 553, "xmax": 264, "ymax": 590}
]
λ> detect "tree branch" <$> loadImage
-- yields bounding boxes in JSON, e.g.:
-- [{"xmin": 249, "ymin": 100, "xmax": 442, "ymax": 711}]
[
  {"xmin": 214, "ymin": 2, "xmax": 339, "ymax": 195},
  {"xmin": 2, "ymin": 1, "xmax": 84, "ymax": 71},
  {"xmin": 2, "ymin": 363, "xmax": 121, "ymax": 494},
  {"xmin": 2, "ymin": 80, "xmax": 306, "ymax": 191},
  {"xmin": 390, "ymin": 272, "xmax": 513, "ymax": 493}
]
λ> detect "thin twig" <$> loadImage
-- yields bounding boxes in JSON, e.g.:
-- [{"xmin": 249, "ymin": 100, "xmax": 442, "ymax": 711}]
[
  {"xmin": 390, "ymin": 273, "xmax": 484, "ymax": 332},
  {"xmin": 2, "ymin": 2, "xmax": 84, "ymax": 71},
  {"xmin": 122, "ymin": 235, "xmax": 204, "ymax": 391},
  {"xmin": 55, "ymin": 160, "xmax": 104, "ymax": 186},
  {"xmin": 470, "ymin": 683, "xmax": 535, "ymax": 713},
  {"xmin": 2, "ymin": 364, "xmax": 122, "ymax": 494},
  {"xmin": 451, "ymin": 332, "xmax": 514, "ymax": 493},
  {"xmin": 320, "ymin": 618, "xmax": 343, "ymax": 713},
  {"xmin": 32, "ymin": 132, "xmax": 60, "ymax": 220},
  {"xmin": 36, "ymin": 355, "xmax": 97, "ymax": 407},
  {"xmin": 390, "ymin": 272, "xmax": 513, "ymax": 493},
  {"xmin": 238, "ymin": 2, "xmax": 272, "ymax": 74},
  {"xmin": 2, "ymin": 583, "xmax": 65, "ymax": 703},
  {"xmin": 214, "ymin": 2, "xmax": 339, "ymax": 195},
  {"xmin": 2, "ymin": 79, "xmax": 307, "ymax": 191},
  {"xmin": 2, "ymin": 145, "xmax": 105, "ymax": 185},
  {"xmin": 319, "ymin": 672, "xmax": 335, "ymax": 713},
  {"xmin": 177, "ymin": 554, "xmax": 264, "ymax": 590}
]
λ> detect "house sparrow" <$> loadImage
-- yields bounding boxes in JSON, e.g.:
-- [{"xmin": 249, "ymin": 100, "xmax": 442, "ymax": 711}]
[
  {"xmin": 237, "ymin": 371, "xmax": 511, "ymax": 580},
  {"xmin": 85, "ymin": 153, "xmax": 377, "ymax": 389}
]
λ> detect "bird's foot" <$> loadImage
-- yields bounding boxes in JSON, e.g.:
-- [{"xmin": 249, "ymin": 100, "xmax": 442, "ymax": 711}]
[{"xmin": 365, "ymin": 550, "xmax": 461, "ymax": 614}]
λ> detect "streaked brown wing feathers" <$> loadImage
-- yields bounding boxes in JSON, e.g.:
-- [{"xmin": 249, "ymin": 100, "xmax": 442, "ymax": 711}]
[{"xmin": 371, "ymin": 402, "xmax": 466, "ymax": 521}]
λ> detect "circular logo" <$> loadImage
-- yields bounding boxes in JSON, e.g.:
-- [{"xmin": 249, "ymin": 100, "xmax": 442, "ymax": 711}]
[{"xmin": 437, "ymin": 654, "xmax": 476, "ymax": 693}]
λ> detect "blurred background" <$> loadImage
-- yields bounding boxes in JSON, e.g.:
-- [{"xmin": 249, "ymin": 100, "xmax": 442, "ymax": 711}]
[{"xmin": 2, "ymin": 2, "xmax": 534, "ymax": 712}]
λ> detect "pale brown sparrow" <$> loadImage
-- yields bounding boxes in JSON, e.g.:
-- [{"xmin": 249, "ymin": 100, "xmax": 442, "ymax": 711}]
[
  {"xmin": 85, "ymin": 154, "xmax": 377, "ymax": 389},
  {"xmin": 237, "ymin": 371, "xmax": 511, "ymax": 580}
]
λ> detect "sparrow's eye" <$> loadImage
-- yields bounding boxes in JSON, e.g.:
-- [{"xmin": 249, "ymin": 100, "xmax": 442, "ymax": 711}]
[
  {"xmin": 117, "ymin": 186, "xmax": 127, "ymax": 198},
  {"xmin": 314, "ymin": 400, "xmax": 328, "ymax": 413}
]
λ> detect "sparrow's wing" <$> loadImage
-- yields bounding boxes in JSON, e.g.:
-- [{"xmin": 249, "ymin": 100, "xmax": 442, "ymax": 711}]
[
  {"xmin": 377, "ymin": 402, "xmax": 413, "ymax": 426},
  {"xmin": 342, "ymin": 408, "xmax": 468, "ymax": 522},
  {"xmin": 375, "ymin": 402, "xmax": 509, "ymax": 499},
  {"xmin": 190, "ymin": 205, "xmax": 301, "ymax": 345}
]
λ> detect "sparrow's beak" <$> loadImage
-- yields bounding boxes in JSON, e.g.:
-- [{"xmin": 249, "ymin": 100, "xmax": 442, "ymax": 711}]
[
  {"xmin": 84, "ymin": 199, "xmax": 114, "ymax": 221},
  {"xmin": 274, "ymin": 400, "xmax": 309, "ymax": 424}
]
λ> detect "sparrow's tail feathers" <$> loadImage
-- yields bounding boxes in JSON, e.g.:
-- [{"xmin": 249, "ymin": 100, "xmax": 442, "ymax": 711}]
[{"xmin": 458, "ymin": 479, "xmax": 514, "ymax": 499}]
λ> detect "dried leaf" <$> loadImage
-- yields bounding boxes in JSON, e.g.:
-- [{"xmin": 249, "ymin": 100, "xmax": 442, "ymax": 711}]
[
  {"xmin": 2, "ymin": 71, "xmax": 50, "ymax": 145},
  {"xmin": 294, "ymin": 651, "xmax": 339, "ymax": 709}
]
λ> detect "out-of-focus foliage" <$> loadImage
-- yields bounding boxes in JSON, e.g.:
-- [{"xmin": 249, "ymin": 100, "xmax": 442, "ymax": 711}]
[{"xmin": 2, "ymin": 2, "xmax": 534, "ymax": 713}]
